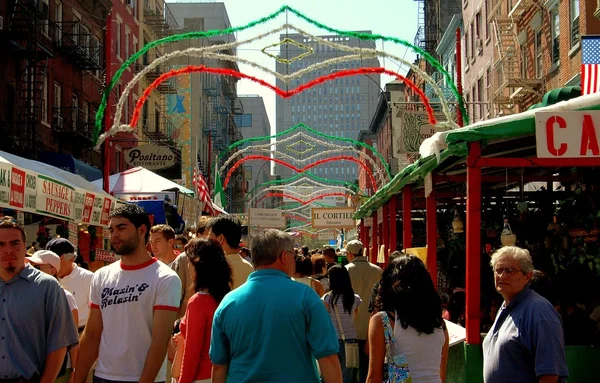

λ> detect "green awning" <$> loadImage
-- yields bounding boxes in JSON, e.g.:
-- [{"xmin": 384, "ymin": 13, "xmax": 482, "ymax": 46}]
[
  {"xmin": 354, "ymin": 89, "xmax": 600, "ymax": 219},
  {"xmin": 528, "ymin": 86, "xmax": 581, "ymax": 111}
]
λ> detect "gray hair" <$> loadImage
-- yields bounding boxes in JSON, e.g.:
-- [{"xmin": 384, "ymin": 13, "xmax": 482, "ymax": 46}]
[
  {"xmin": 250, "ymin": 229, "xmax": 295, "ymax": 268},
  {"xmin": 61, "ymin": 252, "xmax": 77, "ymax": 262},
  {"xmin": 490, "ymin": 246, "xmax": 534, "ymax": 273}
]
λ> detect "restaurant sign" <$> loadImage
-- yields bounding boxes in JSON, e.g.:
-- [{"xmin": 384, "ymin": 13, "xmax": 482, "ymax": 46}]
[
  {"xmin": 536, "ymin": 111, "xmax": 600, "ymax": 158},
  {"xmin": 312, "ymin": 207, "xmax": 356, "ymax": 229},
  {"xmin": 125, "ymin": 145, "xmax": 176, "ymax": 170}
]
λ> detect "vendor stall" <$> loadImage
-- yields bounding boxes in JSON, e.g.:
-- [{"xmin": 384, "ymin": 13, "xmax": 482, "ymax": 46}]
[{"xmin": 355, "ymin": 89, "xmax": 600, "ymax": 383}]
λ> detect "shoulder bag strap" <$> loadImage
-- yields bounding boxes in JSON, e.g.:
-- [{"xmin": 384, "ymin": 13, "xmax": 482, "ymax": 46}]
[{"xmin": 333, "ymin": 303, "xmax": 347, "ymax": 342}]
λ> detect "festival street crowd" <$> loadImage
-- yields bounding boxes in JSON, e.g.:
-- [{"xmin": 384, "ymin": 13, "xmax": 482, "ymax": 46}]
[{"xmin": 0, "ymin": 204, "xmax": 572, "ymax": 382}]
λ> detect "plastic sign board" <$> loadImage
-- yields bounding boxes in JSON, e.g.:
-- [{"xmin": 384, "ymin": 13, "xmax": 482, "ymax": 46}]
[
  {"xmin": 312, "ymin": 207, "xmax": 356, "ymax": 229},
  {"xmin": 249, "ymin": 208, "xmax": 285, "ymax": 228},
  {"xmin": 125, "ymin": 145, "xmax": 176, "ymax": 170},
  {"xmin": 536, "ymin": 111, "xmax": 600, "ymax": 158}
]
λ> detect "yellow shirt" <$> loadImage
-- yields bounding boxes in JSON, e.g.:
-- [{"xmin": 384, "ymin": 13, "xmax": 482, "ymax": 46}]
[{"xmin": 226, "ymin": 253, "xmax": 254, "ymax": 289}]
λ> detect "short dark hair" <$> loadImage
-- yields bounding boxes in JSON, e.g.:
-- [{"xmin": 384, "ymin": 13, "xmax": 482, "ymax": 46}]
[
  {"xmin": 196, "ymin": 216, "xmax": 211, "ymax": 236},
  {"xmin": 185, "ymin": 238, "xmax": 232, "ymax": 303},
  {"xmin": 301, "ymin": 246, "xmax": 309, "ymax": 256},
  {"xmin": 109, "ymin": 204, "xmax": 151, "ymax": 244},
  {"xmin": 0, "ymin": 216, "xmax": 26, "ymax": 243},
  {"xmin": 295, "ymin": 255, "xmax": 313, "ymax": 277},
  {"xmin": 174, "ymin": 235, "xmax": 188, "ymax": 245},
  {"xmin": 323, "ymin": 246, "xmax": 336, "ymax": 259},
  {"xmin": 150, "ymin": 224, "xmax": 176, "ymax": 241},
  {"xmin": 207, "ymin": 215, "xmax": 241, "ymax": 249}
]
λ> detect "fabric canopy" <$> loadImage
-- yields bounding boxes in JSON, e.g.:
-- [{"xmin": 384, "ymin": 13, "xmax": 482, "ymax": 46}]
[
  {"xmin": 92, "ymin": 167, "xmax": 195, "ymax": 196},
  {"xmin": 38, "ymin": 152, "xmax": 103, "ymax": 182}
]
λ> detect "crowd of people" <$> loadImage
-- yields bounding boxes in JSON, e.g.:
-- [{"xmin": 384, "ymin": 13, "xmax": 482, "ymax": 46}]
[{"xmin": 0, "ymin": 204, "xmax": 580, "ymax": 383}]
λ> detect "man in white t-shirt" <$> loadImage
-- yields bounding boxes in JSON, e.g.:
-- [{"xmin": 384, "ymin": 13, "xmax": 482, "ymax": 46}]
[
  {"xmin": 74, "ymin": 204, "xmax": 182, "ymax": 383},
  {"xmin": 207, "ymin": 215, "xmax": 254, "ymax": 289},
  {"xmin": 47, "ymin": 237, "xmax": 94, "ymax": 333}
]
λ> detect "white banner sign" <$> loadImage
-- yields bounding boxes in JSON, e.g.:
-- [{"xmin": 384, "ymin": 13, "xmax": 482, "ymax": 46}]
[
  {"xmin": 318, "ymin": 231, "xmax": 335, "ymax": 240},
  {"xmin": 536, "ymin": 111, "xmax": 600, "ymax": 158},
  {"xmin": 249, "ymin": 208, "xmax": 285, "ymax": 228},
  {"xmin": 312, "ymin": 207, "xmax": 356, "ymax": 229},
  {"xmin": 0, "ymin": 163, "xmax": 38, "ymax": 214},
  {"xmin": 37, "ymin": 175, "xmax": 75, "ymax": 220},
  {"xmin": 95, "ymin": 249, "xmax": 117, "ymax": 263}
]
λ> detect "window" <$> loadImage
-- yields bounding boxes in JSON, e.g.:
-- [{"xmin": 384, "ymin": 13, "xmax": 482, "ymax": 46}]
[
  {"xmin": 471, "ymin": 23, "xmax": 475, "ymax": 60},
  {"xmin": 73, "ymin": 11, "xmax": 81, "ymax": 45},
  {"xmin": 535, "ymin": 30, "xmax": 543, "ymax": 77},
  {"xmin": 520, "ymin": 42, "xmax": 528, "ymax": 77},
  {"xmin": 116, "ymin": 20, "xmax": 122, "ymax": 58},
  {"xmin": 465, "ymin": 31, "xmax": 470, "ymax": 61},
  {"xmin": 41, "ymin": 75, "xmax": 48, "ymax": 123},
  {"xmin": 55, "ymin": 1, "xmax": 62, "ymax": 42},
  {"xmin": 484, "ymin": 0, "xmax": 490, "ymax": 40},
  {"xmin": 571, "ymin": 0, "xmax": 580, "ymax": 47},
  {"xmin": 83, "ymin": 101, "xmax": 89, "ymax": 124},
  {"xmin": 40, "ymin": 0, "xmax": 49, "ymax": 36},
  {"xmin": 486, "ymin": 67, "xmax": 491, "ymax": 107},
  {"xmin": 551, "ymin": 9, "xmax": 560, "ymax": 64},
  {"xmin": 125, "ymin": 28, "xmax": 130, "ymax": 58},
  {"xmin": 53, "ymin": 82, "xmax": 61, "ymax": 111},
  {"xmin": 477, "ymin": 78, "xmax": 484, "ymax": 120},
  {"xmin": 475, "ymin": 12, "xmax": 482, "ymax": 39},
  {"xmin": 72, "ymin": 95, "xmax": 78, "ymax": 128}
]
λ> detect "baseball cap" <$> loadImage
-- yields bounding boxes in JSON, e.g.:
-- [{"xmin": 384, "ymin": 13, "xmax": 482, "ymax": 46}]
[
  {"xmin": 45, "ymin": 238, "xmax": 75, "ymax": 257},
  {"xmin": 346, "ymin": 240, "xmax": 364, "ymax": 256},
  {"xmin": 26, "ymin": 250, "xmax": 61, "ymax": 273}
]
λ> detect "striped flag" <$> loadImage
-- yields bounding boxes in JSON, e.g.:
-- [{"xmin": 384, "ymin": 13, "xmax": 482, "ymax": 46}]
[
  {"xmin": 192, "ymin": 162, "xmax": 214, "ymax": 215},
  {"xmin": 582, "ymin": 36, "xmax": 600, "ymax": 94}
]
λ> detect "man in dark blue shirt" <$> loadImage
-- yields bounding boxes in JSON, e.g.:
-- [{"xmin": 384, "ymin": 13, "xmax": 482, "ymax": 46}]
[
  {"xmin": 0, "ymin": 217, "xmax": 78, "ymax": 383},
  {"xmin": 483, "ymin": 246, "xmax": 568, "ymax": 383}
]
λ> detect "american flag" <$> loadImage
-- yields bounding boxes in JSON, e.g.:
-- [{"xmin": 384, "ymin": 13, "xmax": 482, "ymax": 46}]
[
  {"xmin": 582, "ymin": 36, "xmax": 600, "ymax": 94},
  {"xmin": 192, "ymin": 161, "xmax": 214, "ymax": 215}
]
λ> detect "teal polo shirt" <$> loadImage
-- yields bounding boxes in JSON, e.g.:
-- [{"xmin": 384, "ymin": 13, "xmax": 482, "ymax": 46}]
[{"xmin": 210, "ymin": 269, "xmax": 339, "ymax": 383}]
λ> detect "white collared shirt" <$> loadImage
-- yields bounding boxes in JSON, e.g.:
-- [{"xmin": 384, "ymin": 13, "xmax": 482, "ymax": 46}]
[{"xmin": 60, "ymin": 263, "xmax": 94, "ymax": 327}]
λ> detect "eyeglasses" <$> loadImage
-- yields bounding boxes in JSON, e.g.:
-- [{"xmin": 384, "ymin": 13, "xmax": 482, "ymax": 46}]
[{"xmin": 493, "ymin": 267, "xmax": 523, "ymax": 277}]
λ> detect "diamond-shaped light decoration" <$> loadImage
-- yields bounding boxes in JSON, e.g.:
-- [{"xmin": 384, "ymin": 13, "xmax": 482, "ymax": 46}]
[
  {"xmin": 286, "ymin": 139, "xmax": 315, "ymax": 155},
  {"xmin": 262, "ymin": 38, "xmax": 314, "ymax": 65}
]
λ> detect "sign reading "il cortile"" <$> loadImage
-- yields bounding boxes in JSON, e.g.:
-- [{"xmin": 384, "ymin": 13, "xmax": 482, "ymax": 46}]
[
  {"xmin": 125, "ymin": 145, "xmax": 176, "ymax": 170},
  {"xmin": 312, "ymin": 207, "xmax": 356, "ymax": 229},
  {"xmin": 536, "ymin": 111, "xmax": 600, "ymax": 158}
]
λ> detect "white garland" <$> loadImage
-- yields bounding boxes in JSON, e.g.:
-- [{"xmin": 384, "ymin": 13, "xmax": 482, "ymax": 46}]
[{"xmin": 98, "ymin": 23, "xmax": 458, "ymax": 148}]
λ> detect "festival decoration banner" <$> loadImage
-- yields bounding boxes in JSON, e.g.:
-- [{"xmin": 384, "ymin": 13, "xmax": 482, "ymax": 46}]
[{"xmin": 166, "ymin": 67, "xmax": 193, "ymax": 186}]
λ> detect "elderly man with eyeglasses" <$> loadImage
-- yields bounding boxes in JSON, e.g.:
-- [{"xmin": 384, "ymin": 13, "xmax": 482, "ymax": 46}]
[{"xmin": 483, "ymin": 246, "xmax": 568, "ymax": 383}]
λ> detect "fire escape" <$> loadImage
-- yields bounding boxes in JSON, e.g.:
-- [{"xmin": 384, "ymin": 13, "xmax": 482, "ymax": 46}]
[
  {"xmin": 144, "ymin": 0, "xmax": 179, "ymax": 39},
  {"xmin": 3, "ymin": 0, "xmax": 55, "ymax": 156},
  {"xmin": 52, "ymin": 19, "xmax": 104, "ymax": 148},
  {"xmin": 489, "ymin": 0, "xmax": 543, "ymax": 116}
]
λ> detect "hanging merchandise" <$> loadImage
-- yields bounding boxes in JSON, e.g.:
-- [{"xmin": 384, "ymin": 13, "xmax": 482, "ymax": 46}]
[
  {"xmin": 452, "ymin": 209, "xmax": 464, "ymax": 234},
  {"xmin": 500, "ymin": 218, "xmax": 517, "ymax": 247}
]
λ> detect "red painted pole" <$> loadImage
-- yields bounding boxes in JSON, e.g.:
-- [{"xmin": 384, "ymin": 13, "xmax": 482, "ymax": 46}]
[
  {"xmin": 426, "ymin": 187, "xmax": 438, "ymax": 287},
  {"xmin": 207, "ymin": 132, "xmax": 212, "ymax": 191},
  {"xmin": 371, "ymin": 210, "xmax": 378, "ymax": 263},
  {"xmin": 456, "ymin": 27, "xmax": 464, "ymax": 128},
  {"xmin": 402, "ymin": 186, "xmax": 412, "ymax": 249},
  {"xmin": 102, "ymin": 12, "xmax": 112, "ymax": 193},
  {"xmin": 466, "ymin": 141, "xmax": 482, "ymax": 344},
  {"xmin": 389, "ymin": 195, "xmax": 397, "ymax": 262},
  {"xmin": 382, "ymin": 201, "xmax": 389, "ymax": 266}
]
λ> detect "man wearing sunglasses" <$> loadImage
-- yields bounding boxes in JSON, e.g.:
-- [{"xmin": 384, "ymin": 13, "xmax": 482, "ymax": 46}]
[{"xmin": 483, "ymin": 246, "xmax": 568, "ymax": 383}]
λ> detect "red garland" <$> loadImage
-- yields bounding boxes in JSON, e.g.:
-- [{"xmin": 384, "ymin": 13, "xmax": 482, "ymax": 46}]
[
  {"xmin": 224, "ymin": 155, "xmax": 377, "ymax": 192},
  {"xmin": 131, "ymin": 66, "xmax": 437, "ymax": 128},
  {"xmin": 285, "ymin": 214, "xmax": 310, "ymax": 223},
  {"xmin": 256, "ymin": 192, "xmax": 349, "ymax": 206}
]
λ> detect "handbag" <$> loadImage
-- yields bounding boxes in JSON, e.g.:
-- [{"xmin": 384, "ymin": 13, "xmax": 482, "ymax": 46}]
[
  {"xmin": 380, "ymin": 312, "xmax": 412, "ymax": 383},
  {"xmin": 333, "ymin": 303, "xmax": 359, "ymax": 369}
]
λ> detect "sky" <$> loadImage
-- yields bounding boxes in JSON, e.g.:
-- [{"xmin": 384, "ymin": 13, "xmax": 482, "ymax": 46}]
[{"xmin": 169, "ymin": 0, "xmax": 420, "ymax": 134}]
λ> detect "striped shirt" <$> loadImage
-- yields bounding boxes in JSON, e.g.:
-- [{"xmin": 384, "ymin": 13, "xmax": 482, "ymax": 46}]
[{"xmin": 323, "ymin": 292, "xmax": 362, "ymax": 340}]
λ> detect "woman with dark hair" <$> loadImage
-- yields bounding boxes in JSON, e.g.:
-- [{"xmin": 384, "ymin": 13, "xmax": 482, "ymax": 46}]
[
  {"xmin": 322, "ymin": 265, "xmax": 362, "ymax": 383},
  {"xmin": 367, "ymin": 255, "xmax": 449, "ymax": 383},
  {"xmin": 176, "ymin": 238, "xmax": 233, "ymax": 383},
  {"xmin": 294, "ymin": 254, "xmax": 325, "ymax": 297}
]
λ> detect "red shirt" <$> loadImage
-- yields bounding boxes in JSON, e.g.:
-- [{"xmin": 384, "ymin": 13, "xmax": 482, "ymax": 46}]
[{"xmin": 178, "ymin": 292, "xmax": 218, "ymax": 383}]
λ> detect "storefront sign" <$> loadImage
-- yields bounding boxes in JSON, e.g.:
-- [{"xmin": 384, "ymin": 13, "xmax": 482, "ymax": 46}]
[
  {"xmin": 318, "ymin": 231, "xmax": 335, "ymax": 240},
  {"xmin": 249, "ymin": 208, "xmax": 285, "ymax": 228},
  {"xmin": 115, "ymin": 192, "xmax": 177, "ymax": 202},
  {"xmin": 364, "ymin": 217, "xmax": 373, "ymax": 227},
  {"xmin": 69, "ymin": 235, "xmax": 78, "ymax": 247},
  {"xmin": 125, "ymin": 145, "xmax": 176, "ymax": 170},
  {"xmin": 95, "ymin": 249, "xmax": 116, "ymax": 263},
  {"xmin": 312, "ymin": 207, "xmax": 356, "ymax": 229},
  {"xmin": 536, "ymin": 111, "xmax": 600, "ymax": 158},
  {"xmin": 0, "ymin": 163, "xmax": 37, "ymax": 213},
  {"xmin": 37, "ymin": 175, "xmax": 74, "ymax": 220}
]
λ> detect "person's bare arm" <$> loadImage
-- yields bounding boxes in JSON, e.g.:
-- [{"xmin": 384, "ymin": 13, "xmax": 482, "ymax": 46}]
[
  {"xmin": 315, "ymin": 280, "xmax": 325, "ymax": 297},
  {"xmin": 538, "ymin": 376, "xmax": 560, "ymax": 383},
  {"xmin": 68, "ymin": 309, "xmax": 79, "ymax": 383},
  {"xmin": 317, "ymin": 354, "xmax": 342, "ymax": 383},
  {"xmin": 212, "ymin": 364, "xmax": 229, "ymax": 383},
  {"xmin": 40, "ymin": 347, "xmax": 67, "ymax": 383},
  {"xmin": 138, "ymin": 309, "xmax": 178, "ymax": 383},
  {"xmin": 440, "ymin": 328, "xmax": 450, "ymax": 383},
  {"xmin": 366, "ymin": 314, "xmax": 386, "ymax": 383},
  {"xmin": 74, "ymin": 308, "xmax": 103, "ymax": 383}
]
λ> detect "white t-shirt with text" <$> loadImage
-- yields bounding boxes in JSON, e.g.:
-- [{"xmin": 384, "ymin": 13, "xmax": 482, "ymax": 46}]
[{"xmin": 90, "ymin": 257, "xmax": 182, "ymax": 382}]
